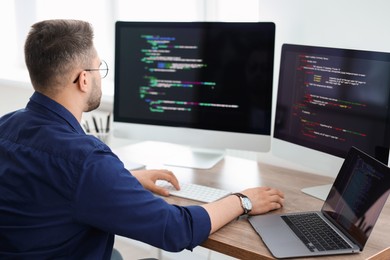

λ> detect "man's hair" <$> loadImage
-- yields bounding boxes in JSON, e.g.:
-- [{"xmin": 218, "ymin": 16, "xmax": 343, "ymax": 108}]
[{"xmin": 24, "ymin": 19, "xmax": 95, "ymax": 92}]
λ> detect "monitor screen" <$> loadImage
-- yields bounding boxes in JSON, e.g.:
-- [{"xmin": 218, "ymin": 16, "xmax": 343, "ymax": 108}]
[
  {"xmin": 113, "ymin": 21, "xmax": 275, "ymax": 168},
  {"xmin": 273, "ymin": 44, "xmax": 390, "ymax": 176}
]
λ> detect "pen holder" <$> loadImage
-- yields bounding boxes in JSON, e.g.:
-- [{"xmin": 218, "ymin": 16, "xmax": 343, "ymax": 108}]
[
  {"xmin": 96, "ymin": 132, "xmax": 110, "ymax": 144},
  {"xmin": 82, "ymin": 112, "xmax": 111, "ymax": 144}
]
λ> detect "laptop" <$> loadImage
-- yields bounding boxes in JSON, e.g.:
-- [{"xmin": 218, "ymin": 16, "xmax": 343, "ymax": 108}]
[{"xmin": 249, "ymin": 146, "xmax": 390, "ymax": 258}]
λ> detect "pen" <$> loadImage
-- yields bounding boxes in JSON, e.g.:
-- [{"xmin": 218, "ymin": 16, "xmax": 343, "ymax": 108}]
[
  {"xmin": 83, "ymin": 121, "xmax": 90, "ymax": 133},
  {"xmin": 106, "ymin": 113, "xmax": 111, "ymax": 133},
  {"xmin": 85, "ymin": 121, "xmax": 90, "ymax": 133},
  {"xmin": 92, "ymin": 116, "xmax": 99, "ymax": 133}
]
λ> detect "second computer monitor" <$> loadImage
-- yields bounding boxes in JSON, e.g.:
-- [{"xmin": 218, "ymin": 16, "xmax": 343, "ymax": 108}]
[{"xmin": 273, "ymin": 44, "xmax": 390, "ymax": 176}]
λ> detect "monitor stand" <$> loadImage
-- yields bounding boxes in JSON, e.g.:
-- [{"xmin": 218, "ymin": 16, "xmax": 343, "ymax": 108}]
[
  {"xmin": 301, "ymin": 183, "xmax": 332, "ymax": 201},
  {"xmin": 164, "ymin": 146, "xmax": 225, "ymax": 169},
  {"xmin": 121, "ymin": 159, "xmax": 146, "ymax": 171}
]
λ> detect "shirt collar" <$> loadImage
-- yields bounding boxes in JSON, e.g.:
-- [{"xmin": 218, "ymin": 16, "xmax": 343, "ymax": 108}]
[{"xmin": 28, "ymin": 91, "xmax": 85, "ymax": 134}]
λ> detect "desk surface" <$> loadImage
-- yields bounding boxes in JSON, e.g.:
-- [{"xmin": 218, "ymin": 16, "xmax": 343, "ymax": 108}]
[{"xmin": 113, "ymin": 141, "xmax": 390, "ymax": 260}]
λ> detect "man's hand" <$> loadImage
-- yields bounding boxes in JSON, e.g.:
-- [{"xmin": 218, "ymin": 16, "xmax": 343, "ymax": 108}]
[{"xmin": 131, "ymin": 169, "xmax": 180, "ymax": 196}]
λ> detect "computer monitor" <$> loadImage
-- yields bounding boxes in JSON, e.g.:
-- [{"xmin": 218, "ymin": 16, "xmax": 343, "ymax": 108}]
[
  {"xmin": 113, "ymin": 21, "xmax": 276, "ymax": 169},
  {"xmin": 273, "ymin": 44, "xmax": 390, "ymax": 198}
]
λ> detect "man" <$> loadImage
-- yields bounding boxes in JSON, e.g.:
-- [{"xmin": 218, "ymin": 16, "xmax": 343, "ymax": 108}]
[{"xmin": 0, "ymin": 19, "xmax": 284, "ymax": 259}]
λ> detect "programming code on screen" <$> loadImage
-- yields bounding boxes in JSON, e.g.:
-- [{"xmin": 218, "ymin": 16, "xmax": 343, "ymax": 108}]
[
  {"xmin": 115, "ymin": 22, "xmax": 275, "ymax": 135},
  {"xmin": 274, "ymin": 44, "xmax": 390, "ymax": 160},
  {"xmin": 139, "ymin": 34, "xmax": 236, "ymax": 114}
]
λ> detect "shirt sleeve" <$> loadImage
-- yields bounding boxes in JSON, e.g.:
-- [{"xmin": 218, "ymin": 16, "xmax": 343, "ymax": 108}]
[{"xmin": 72, "ymin": 147, "xmax": 211, "ymax": 252}]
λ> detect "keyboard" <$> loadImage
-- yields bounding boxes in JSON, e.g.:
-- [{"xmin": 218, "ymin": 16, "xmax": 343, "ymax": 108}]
[
  {"xmin": 156, "ymin": 180, "xmax": 231, "ymax": 203},
  {"xmin": 282, "ymin": 213, "xmax": 352, "ymax": 252}
]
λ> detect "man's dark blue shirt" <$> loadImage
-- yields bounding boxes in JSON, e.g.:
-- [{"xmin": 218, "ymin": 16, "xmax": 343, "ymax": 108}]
[{"xmin": 0, "ymin": 92, "xmax": 210, "ymax": 259}]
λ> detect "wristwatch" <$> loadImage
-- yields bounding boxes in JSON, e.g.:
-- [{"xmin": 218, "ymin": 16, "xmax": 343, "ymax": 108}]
[{"xmin": 233, "ymin": 193, "xmax": 252, "ymax": 215}]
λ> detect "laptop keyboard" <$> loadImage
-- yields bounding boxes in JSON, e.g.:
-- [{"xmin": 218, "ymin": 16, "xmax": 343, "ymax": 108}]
[{"xmin": 282, "ymin": 213, "xmax": 352, "ymax": 252}]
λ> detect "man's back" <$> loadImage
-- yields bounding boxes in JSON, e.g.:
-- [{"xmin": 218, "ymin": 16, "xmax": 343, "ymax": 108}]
[{"xmin": 0, "ymin": 93, "xmax": 115, "ymax": 259}]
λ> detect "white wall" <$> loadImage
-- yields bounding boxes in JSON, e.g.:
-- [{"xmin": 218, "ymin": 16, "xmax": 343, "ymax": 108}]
[
  {"xmin": 0, "ymin": 80, "xmax": 33, "ymax": 116},
  {"xmin": 260, "ymin": 0, "xmax": 390, "ymax": 51}
]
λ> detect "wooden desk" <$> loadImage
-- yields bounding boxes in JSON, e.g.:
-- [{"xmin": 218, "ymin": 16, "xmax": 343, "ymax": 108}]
[{"xmin": 113, "ymin": 141, "xmax": 390, "ymax": 260}]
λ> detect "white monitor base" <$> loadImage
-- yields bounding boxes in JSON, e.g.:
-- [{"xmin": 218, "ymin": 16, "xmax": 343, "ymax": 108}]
[
  {"xmin": 301, "ymin": 184, "xmax": 333, "ymax": 201},
  {"xmin": 164, "ymin": 148, "xmax": 224, "ymax": 169},
  {"xmin": 121, "ymin": 159, "xmax": 145, "ymax": 171}
]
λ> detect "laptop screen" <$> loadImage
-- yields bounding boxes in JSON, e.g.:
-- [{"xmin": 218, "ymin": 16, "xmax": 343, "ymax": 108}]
[{"xmin": 322, "ymin": 147, "xmax": 390, "ymax": 249}]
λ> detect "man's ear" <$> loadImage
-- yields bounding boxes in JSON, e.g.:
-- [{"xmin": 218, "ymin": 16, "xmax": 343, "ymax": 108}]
[{"xmin": 77, "ymin": 71, "xmax": 89, "ymax": 93}]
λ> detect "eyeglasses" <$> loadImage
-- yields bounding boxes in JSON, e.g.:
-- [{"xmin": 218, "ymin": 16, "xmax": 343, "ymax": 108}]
[{"xmin": 73, "ymin": 60, "xmax": 109, "ymax": 84}]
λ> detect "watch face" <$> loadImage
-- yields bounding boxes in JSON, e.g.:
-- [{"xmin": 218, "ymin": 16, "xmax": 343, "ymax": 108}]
[{"xmin": 243, "ymin": 197, "xmax": 252, "ymax": 211}]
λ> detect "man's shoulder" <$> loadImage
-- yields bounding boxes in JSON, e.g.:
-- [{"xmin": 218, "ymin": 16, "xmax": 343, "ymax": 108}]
[{"xmin": 3, "ymin": 118, "xmax": 104, "ymax": 159}]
